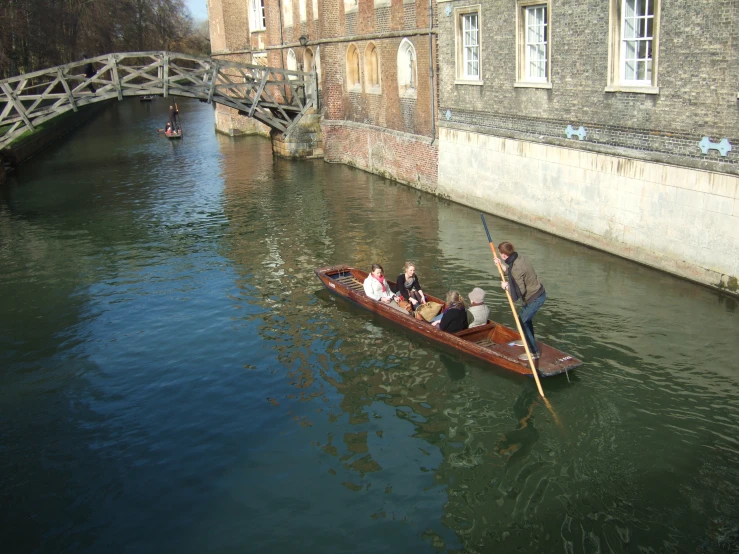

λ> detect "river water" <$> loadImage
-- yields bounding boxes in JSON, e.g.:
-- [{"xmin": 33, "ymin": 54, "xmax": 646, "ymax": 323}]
[{"xmin": 1, "ymin": 99, "xmax": 738, "ymax": 554}]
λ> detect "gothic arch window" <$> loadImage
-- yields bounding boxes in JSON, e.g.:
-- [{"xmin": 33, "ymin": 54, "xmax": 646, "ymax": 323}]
[
  {"xmin": 346, "ymin": 44, "xmax": 361, "ymax": 91},
  {"xmin": 286, "ymin": 49, "xmax": 298, "ymax": 81},
  {"xmin": 304, "ymin": 47, "xmax": 316, "ymax": 97},
  {"xmin": 364, "ymin": 42, "xmax": 381, "ymax": 93},
  {"xmin": 397, "ymin": 38, "xmax": 417, "ymax": 98},
  {"xmin": 315, "ymin": 46, "xmax": 322, "ymax": 90}
]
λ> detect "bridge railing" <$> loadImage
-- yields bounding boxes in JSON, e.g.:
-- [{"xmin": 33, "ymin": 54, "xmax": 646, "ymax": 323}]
[{"xmin": 0, "ymin": 51, "xmax": 319, "ymax": 149}]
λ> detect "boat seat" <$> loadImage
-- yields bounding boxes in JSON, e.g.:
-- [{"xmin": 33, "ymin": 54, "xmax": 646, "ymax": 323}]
[{"xmin": 333, "ymin": 275, "xmax": 366, "ymax": 294}]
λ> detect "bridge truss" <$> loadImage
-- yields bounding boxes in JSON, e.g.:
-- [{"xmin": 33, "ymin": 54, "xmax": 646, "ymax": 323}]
[{"xmin": 0, "ymin": 51, "xmax": 318, "ymax": 150}]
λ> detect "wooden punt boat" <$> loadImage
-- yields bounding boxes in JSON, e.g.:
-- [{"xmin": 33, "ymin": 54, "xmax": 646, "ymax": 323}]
[
  {"xmin": 165, "ymin": 127, "xmax": 182, "ymax": 139},
  {"xmin": 140, "ymin": 95, "xmax": 155, "ymax": 102},
  {"xmin": 315, "ymin": 264, "xmax": 582, "ymax": 378}
]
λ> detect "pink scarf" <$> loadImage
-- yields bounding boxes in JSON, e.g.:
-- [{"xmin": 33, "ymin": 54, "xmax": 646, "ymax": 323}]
[{"xmin": 370, "ymin": 273, "xmax": 387, "ymax": 293}]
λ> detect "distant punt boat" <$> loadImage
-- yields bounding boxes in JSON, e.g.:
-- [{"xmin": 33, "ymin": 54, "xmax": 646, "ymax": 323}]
[
  {"xmin": 315, "ymin": 265, "xmax": 582, "ymax": 378},
  {"xmin": 165, "ymin": 128, "xmax": 182, "ymax": 139},
  {"xmin": 140, "ymin": 95, "xmax": 155, "ymax": 102}
]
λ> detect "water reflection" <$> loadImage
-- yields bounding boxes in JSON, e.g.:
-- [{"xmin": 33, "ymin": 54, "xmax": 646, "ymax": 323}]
[{"xmin": 1, "ymin": 99, "xmax": 738, "ymax": 553}]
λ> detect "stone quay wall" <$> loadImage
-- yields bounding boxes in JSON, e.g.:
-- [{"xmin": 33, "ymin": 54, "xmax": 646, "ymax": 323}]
[{"xmin": 438, "ymin": 126, "xmax": 739, "ymax": 294}]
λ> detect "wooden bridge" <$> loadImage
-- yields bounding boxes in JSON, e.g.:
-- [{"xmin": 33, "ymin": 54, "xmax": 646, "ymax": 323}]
[{"xmin": 0, "ymin": 51, "xmax": 318, "ymax": 150}]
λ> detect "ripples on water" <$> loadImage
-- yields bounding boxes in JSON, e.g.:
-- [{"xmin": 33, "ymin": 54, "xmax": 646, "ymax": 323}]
[{"xmin": 1, "ymin": 99, "xmax": 738, "ymax": 553}]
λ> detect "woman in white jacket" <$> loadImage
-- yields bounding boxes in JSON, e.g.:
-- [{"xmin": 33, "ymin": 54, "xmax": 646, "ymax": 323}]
[{"xmin": 364, "ymin": 264, "xmax": 396, "ymax": 302}]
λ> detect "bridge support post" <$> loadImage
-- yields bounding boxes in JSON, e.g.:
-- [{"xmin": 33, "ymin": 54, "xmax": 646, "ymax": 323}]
[{"xmin": 271, "ymin": 108, "xmax": 323, "ymax": 159}]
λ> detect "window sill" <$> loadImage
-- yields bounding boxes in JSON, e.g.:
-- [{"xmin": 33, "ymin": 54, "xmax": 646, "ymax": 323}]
[
  {"xmin": 375, "ymin": 0, "xmax": 392, "ymax": 6},
  {"xmin": 249, "ymin": 28, "xmax": 266, "ymax": 33},
  {"xmin": 400, "ymin": 89, "xmax": 417, "ymax": 99},
  {"xmin": 347, "ymin": 86, "xmax": 362, "ymax": 93},
  {"xmin": 514, "ymin": 81, "xmax": 552, "ymax": 89},
  {"xmin": 344, "ymin": 6, "xmax": 358, "ymax": 14},
  {"xmin": 605, "ymin": 84, "xmax": 660, "ymax": 95},
  {"xmin": 455, "ymin": 79, "xmax": 483, "ymax": 86},
  {"xmin": 365, "ymin": 86, "xmax": 382, "ymax": 95}
]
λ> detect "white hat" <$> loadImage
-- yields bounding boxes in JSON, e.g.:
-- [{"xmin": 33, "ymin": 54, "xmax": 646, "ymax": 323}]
[{"xmin": 469, "ymin": 287, "xmax": 485, "ymax": 303}]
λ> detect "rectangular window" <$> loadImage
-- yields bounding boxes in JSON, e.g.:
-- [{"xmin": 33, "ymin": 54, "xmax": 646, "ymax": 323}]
[
  {"xmin": 462, "ymin": 14, "xmax": 479, "ymax": 79},
  {"xmin": 283, "ymin": 0, "xmax": 293, "ymax": 27},
  {"xmin": 299, "ymin": 0, "xmax": 307, "ymax": 22},
  {"xmin": 607, "ymin": 0, "xmax": 660, "ymax": 93},
  {"xmin": 249, "ymin": 0, "xmax": 266, "ymax": 31},
  {"xmin": 515, "ymin": 1, "xmax": 550, "ymax": 87},
  {"xmin": 621, "ymin": 0, "xmax": 653, "ymax": 83},
  {"xmin": 313, "ymin": 0, "xmax": 318, "ymax": 20},
  {"xmin": 455, "ymin": 6, "xmax": 482, "ymax": 83},
  {"xmin": 525, "ymin": 6, "xmax": 547, "ymax": 80}
]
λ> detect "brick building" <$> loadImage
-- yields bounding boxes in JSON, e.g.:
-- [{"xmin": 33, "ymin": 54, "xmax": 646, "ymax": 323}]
[
  {"xmin": 207, "ymin": 0, "xmax": 738, "ymax": 293},
  {"xmin": 207, "ymin": 0, "xmax": 440, "ymax": 190},
  {"xmin": 435, "ymin": 0, "xmax": 739, "ymax": 293}
]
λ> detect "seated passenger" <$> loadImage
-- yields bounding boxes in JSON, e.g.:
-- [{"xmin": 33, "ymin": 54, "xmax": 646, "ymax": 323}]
[
  {"xmin": 395, "ymin": 261, "xmax": 426, "ymax": 310},
  {"xmin": 467, "ymin": 287, "xmax": 490, "ymax": 328},
  {"xmin": 432, "ymin": 290, "xmax": 469, "ymax": 333},
  {"xmin": 363, "ymin": 264, "xmax": 398, "ymax": 305}
]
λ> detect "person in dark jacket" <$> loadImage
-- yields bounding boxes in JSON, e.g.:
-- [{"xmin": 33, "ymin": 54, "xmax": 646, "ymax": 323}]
[
  {"xmin": 169, "ymin": 102, "xmax": 179, "ymax": 130},
  {"xmin": 494, "ymin": 241, "xmax": 546, "ymax": 360},
  {"xmin": 82, "ymin": 55, "xmax": 96, "ymax": 93},
  {"xmin": 432, "ymin": 290, "xmax": 469, "ymax": 333},
  {"xmin": 395, "ymin": 261, "xmax": 426, "ymax": 310}
]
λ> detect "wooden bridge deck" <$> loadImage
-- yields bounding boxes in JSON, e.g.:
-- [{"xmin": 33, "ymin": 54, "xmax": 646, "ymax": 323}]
[{"xmin": 0, "ymin": 51, "xmax": 318, "ymax": 149}]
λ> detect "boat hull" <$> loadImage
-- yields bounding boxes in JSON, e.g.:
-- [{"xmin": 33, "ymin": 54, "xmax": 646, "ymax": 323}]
[{"xmin": 315, "ymin": 264, "xmax": 582, "ymax": 378}]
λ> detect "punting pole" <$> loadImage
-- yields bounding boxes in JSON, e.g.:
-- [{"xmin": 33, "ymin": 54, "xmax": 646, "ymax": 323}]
[{"xmin": 480, "ymin": 213, "xmax": 546, "ymax": 399}]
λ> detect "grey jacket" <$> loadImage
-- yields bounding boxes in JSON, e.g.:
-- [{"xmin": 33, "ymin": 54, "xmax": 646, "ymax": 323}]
[{"xmin": 502, "ymin": 253, "xmax": 543, "ymax": 304}]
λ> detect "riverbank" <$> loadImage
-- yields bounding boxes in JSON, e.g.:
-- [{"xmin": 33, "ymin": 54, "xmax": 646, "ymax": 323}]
[{"xmin": 0, "ymin": 104, "xmax": 106, "ymax": 180}]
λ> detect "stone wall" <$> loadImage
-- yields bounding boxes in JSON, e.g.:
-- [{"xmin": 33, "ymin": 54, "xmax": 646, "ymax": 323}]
[
  {"xmin": 438, "ymin": 127, "xmax": 739, "ymax": 294},
  {"xmin": 436, "ymin": 0, "xmax": 738, "ymax": 168}
]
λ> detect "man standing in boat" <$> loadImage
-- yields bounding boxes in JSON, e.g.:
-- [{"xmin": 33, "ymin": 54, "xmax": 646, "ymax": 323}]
[
  {"xmin": 82, "ymin": 55, "xmax": 96, "ymax": 93},
  {"xmin": 169, "ymin": 102, "xmax": 179, "ymax": 131},
  {"xmin": 494, "ymin": 242, "xmax": 546, "ymax": 360}
]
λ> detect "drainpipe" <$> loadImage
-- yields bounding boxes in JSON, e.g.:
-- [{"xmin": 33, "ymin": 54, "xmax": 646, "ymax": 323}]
[
  {"xmin": 277, "ymin": 0, "xmax": 285, "ymax": 69},
  {"xmin": 428, "ymin": 0, "xmax": 436, "ymax": 142}
]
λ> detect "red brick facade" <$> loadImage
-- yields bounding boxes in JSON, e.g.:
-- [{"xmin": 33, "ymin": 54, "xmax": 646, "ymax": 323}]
[{"xmin": 207, "ymin": 0, "xmax": 439, "ymax": 187}]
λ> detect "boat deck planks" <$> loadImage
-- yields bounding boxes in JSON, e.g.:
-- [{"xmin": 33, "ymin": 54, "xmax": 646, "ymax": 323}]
[{"xmin": 315, "ymin": 264, "xmax": 582, "ymax": 378}]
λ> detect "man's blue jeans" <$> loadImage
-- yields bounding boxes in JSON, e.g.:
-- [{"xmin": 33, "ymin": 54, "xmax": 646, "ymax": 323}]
[{"xmin": 519, "ymin": 291, "xmax": 546, "ymax": 354}]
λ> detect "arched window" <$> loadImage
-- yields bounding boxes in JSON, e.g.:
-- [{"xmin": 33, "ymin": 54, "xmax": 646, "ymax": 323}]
[
  {"xmin": 315, "ymin": 46, "xmax": 322, "ymax": 90},
  {"xmin": 304, "ymin": 47, "xmax": 315, "ymax": 97},
  {"xmin": 364, "ymin": 43, "xmax": 381, "ymax": 93},
  {"xmin": 397, "ymin": 38, "xmax": 417, "ymax": 97},
  {"xmin": 346, "ymin": 44, "xmax": 361, "ymax": 91},
  {"xmin": 286, "ymin": 49, "xmax": 298, "ymax": 81}
]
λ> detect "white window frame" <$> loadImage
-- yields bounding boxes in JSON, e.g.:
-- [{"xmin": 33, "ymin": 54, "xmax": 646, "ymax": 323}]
[
  {"xmin": 249, "ymin": 0, "xmax": 266, "ymax": 32},
  {"xmin": 344, "ymin": 0, "xmax": 358, "ymax": 14},
  {"xmin": 313, "ymin": 0, "xmax": 319, "ymax": 20},
  {"xmin": 454, "ymin": 5, "xmax": 482, "ymax": 85},
  {"xmin": 397, "ymin": 38, "xmax": 417, "ymax": 98},
  {"xmin": 515, "ymin": 0, "xmax": 552, "ymax": 88},
  {"xmin": 299, "ymin": 0, "xmax": 307, "ymax": 22},
  {"xmin": 606, "ymin": 0, "xmax": 660, "ymax": 94}
]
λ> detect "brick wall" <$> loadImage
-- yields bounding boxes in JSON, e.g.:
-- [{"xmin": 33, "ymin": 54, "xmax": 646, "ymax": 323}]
[
  {"xmin": 437, "ymin": 0, "xmax": 739, "ymax": 174},
  {"xmin": 323, "ymin": 121, "xmax": 438, "ymax": 191}
]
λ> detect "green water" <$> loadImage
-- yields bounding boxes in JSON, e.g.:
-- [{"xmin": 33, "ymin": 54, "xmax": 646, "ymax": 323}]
[{"xmin": 1, "ymin": 98, "xmax": 738, "ymax": 554}]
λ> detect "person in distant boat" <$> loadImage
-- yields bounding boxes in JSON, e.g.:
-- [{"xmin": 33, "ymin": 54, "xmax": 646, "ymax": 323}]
[
  {"xmin": 169, "ymin": 102, "xmax": 179, "ymax": 130},
  {"xmin": 82, "ymin": 55, "xmax": 96, "ymax": 93},
  {"xmin": 494, "ymin": 241, "xmax": 546, "ymax": 361},
  {"xmin": 432, "ymin": 290, "xmax": 469, "ymax": 333},
  {"xmin": 466, "ymin": 287, "xmax": 489, "ymax": 328},
  {"xmin": 395, "ymin": 261, "xmax": 426, "ymax": 311}
]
